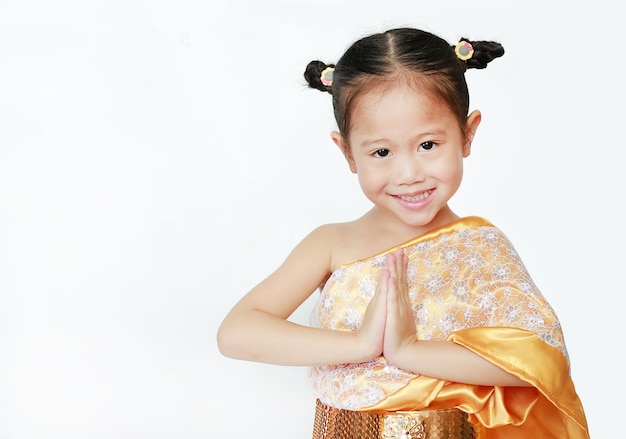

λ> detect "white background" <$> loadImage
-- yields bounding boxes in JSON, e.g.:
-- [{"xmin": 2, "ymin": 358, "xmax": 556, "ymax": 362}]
[{"xmin": 0, "ymin": 1, "xmax": 621, "ymax": 438}]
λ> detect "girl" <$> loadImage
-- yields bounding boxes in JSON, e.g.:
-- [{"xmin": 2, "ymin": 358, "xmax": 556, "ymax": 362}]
[{"xmin": 217, "ymin": 27, "xmax": 589, "ymax": 438}]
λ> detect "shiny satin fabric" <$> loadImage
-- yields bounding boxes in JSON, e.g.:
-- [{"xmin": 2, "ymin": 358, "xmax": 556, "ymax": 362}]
[{"xmin": 308, "ymin": 217, "xmax": 589, "ymax": 438}]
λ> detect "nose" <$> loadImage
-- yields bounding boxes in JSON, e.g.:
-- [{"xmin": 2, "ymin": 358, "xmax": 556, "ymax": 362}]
[{"xmin": 395, "ymin": 154, "xmax": 424, "ymax": 185}]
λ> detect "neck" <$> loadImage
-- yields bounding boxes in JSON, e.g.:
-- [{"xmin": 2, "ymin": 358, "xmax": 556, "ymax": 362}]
[{"xmin": 366, "ymin": 205, "xmax": 461, "ymax": 241}]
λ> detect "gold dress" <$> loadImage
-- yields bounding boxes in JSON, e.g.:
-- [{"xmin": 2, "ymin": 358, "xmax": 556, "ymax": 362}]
[{"xmin": 309, "ymin": 217, "xmax": 589, "ymax": 438}]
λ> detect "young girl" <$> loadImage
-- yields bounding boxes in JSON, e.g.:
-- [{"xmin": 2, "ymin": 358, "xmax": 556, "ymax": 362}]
[{"xmin": 217, "ymin": 27, "xmax": 589, "ymax": 438}]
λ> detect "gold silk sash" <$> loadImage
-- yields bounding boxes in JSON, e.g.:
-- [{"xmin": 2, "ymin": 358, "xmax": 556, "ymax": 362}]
[{"xmin": 308, "ymin": 217, "xmax": 589, "ymax": 438}]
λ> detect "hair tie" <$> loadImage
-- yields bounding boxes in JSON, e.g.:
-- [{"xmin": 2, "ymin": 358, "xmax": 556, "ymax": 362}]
[
  {"xmin": 454, "ymin": 41, "xmax": 474, "ymax": 61},
  {"xmin": 320, "ymin": 67, "xmax": 334, "ymax": 86}
]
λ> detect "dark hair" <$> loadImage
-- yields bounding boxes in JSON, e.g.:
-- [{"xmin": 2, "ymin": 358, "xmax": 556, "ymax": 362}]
[{"xmin": 304, "ymin": 28, "xmax": 504, "ymax": 140}]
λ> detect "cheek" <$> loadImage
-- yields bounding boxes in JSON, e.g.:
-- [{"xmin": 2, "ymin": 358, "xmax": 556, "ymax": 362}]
[
  {"xmin": 357, "ymin": 172, "xmax": 377, "ymax": 191},
  {"xmin": 433, "ymin": 156, "xmax": 464, "ymax": 183},
  {"xmin": 356, "ymin": 166, "xmax": 385, "ymax": 191}
]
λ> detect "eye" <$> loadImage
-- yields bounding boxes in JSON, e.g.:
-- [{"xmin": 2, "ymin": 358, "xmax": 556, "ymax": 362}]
[
  {"xmin": 373, "ymin": 148, "xmax": 391, "ymax": 158},
  {"xmin": 418, "ymin": 141, "xmax": 437, "ymax": 151}
]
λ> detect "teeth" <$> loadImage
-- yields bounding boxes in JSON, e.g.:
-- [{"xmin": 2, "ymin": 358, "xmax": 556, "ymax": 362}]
[{"xmin": 399, "ymin": 190, "xmax": 432, "ymax": 201}]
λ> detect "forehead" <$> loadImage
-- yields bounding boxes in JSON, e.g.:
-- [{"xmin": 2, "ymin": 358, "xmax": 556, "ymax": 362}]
[
  {"xmin": 350, "ymin": 82, "xmax": 456, "ymax": 133},
  {"xmin": 351, "ymin": 73, "xmax": 453, "ymax": 114}
]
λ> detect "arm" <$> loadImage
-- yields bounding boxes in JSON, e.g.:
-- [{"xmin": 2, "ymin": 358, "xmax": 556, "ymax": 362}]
[
  {"xmin": 390, "ymin": 340, "xmax": 530, "ymax": 386},
  {"xmin": 382, "ymin": 249, "xmax": 530, "ymax": 387},
  {"xmin": 216, "ymin": 225, "xmax": 385, "ymax": 366}
]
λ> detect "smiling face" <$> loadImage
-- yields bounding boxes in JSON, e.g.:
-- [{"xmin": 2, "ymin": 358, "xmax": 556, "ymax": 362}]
[{"xmin": 332, "ymin": 82, "xmax": 481, "ymax": 232}]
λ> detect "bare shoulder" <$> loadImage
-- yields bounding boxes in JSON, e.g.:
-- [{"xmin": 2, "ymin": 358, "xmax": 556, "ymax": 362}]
[
  {"xmin": 240, "ymin": 224, "xmax": 349, "ymax": 314},
  {"xmin": 306, "ymin": 222, "xmax": 352, "ymax": 245},
  {"xmin": 294, "ymin": 222, "xmax": 349, "ymax": 265},
  {"xmin": 273, "ymin": 223, "xmax": 346, "ymax": 286},
  {"xmin": 306, "ymin": 220, "xmax": 372, "ymax": 271},
  {"xmin": 309, "ymin": 214, "xmax": 423, "ymax": 269},
  {"xmin": 241, "ymin": 220, "xmax": 370, "ymax": 314},
  {"xmin": 278, "ymin": 217, "xmax": 379, "ymax": 286}
]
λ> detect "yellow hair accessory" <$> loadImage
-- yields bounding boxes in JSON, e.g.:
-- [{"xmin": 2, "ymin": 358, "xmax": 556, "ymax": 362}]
[
  {"xmin": 455, "ymin": 41, "xmax": 474, "ymax": 61},
  {"xmin": 320, "ymin": 67, "xmax": 334, "ymax": 86}
]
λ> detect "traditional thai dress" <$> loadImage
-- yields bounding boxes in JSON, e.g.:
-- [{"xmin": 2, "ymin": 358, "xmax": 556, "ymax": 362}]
[{"xmin": 309, "ymin": 217, "xmax": 588, "ymax": 438}]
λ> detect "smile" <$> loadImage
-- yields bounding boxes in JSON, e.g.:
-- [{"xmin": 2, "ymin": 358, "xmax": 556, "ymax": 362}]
[{"xmin": 397, "ymin": 190, "xmax": 433, "ymax": 202}]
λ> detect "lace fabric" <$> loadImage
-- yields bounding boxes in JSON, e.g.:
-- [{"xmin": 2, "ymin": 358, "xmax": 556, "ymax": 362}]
[{"xmin": 308, "ymin": 218, "xmax": 566, "ymax": 410}]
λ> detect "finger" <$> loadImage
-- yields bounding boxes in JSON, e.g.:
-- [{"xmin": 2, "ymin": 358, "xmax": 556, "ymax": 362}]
[
  {"xmin": 390, "ymin": 249, "xmax": 406, "ymax": 291},
  {"xmin": 363, "ymin": 269, "xmax": 389, "ymax": 327},
  {"xmin": 386, "ymin": 252, "xmax": 396, "ymax": 274},
  {"xmin": 379, "ymin": 268, "xmax": 390, "ymax": 295},
  {"xmin": 395, "ymin": 248, "xmax": 406, "ymax": 280},
  {"xmin": 388, "ymin": 250, "xmax": 402, "ymax": 283},
  {"xmin": 385, "ymin": 274, "xmax": 397, "ymax": 321}
]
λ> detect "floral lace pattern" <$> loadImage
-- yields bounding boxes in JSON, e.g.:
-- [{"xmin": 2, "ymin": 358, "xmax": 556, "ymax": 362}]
[{"xmin": 308, "ymin": 223, "xmax": 566, "ymax": 410}]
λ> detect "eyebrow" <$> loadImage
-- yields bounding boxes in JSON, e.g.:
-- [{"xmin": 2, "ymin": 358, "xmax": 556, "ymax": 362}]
[{"xmin": 357, "ymin": 129, "xmax": 447, "ymax": 148}]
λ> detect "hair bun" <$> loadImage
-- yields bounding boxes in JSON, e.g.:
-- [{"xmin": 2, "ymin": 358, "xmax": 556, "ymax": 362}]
[
  {"xmin": 304, "ymin": 60, "xmax": 334, "ymax": 93},
  {"xmin": 461, "ymin": 38, "xmax": 505, "ymax": 69}
]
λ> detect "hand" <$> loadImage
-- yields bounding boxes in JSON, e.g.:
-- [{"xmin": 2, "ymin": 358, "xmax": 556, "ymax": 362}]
[
  {"xmin": 355, "ymin": 260, "xmax": 389, "ymax": 360},
  {"xmin": 382, "ymin": 248, "xmax": 418, "ymax": 366}
]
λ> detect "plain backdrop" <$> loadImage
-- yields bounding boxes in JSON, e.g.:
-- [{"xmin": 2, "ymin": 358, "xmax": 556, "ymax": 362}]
[{"xmin": 0, "ymin": 1, "xmax": 621, "ymax": 438}]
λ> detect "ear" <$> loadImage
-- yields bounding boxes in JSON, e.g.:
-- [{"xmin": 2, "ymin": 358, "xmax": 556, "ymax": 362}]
[
  {"xmin": 463, "ymin": 110, "xmax": 482, "ymax": 158},
  {"xmin": 331, "ymin": 131, "xmax": 357, "ymax": 173}
]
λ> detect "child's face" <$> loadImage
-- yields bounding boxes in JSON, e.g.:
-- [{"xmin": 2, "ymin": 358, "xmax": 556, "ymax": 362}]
[{"xmin": 336, "ymin": 83, "xmax": 479, "ymax": 229}]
